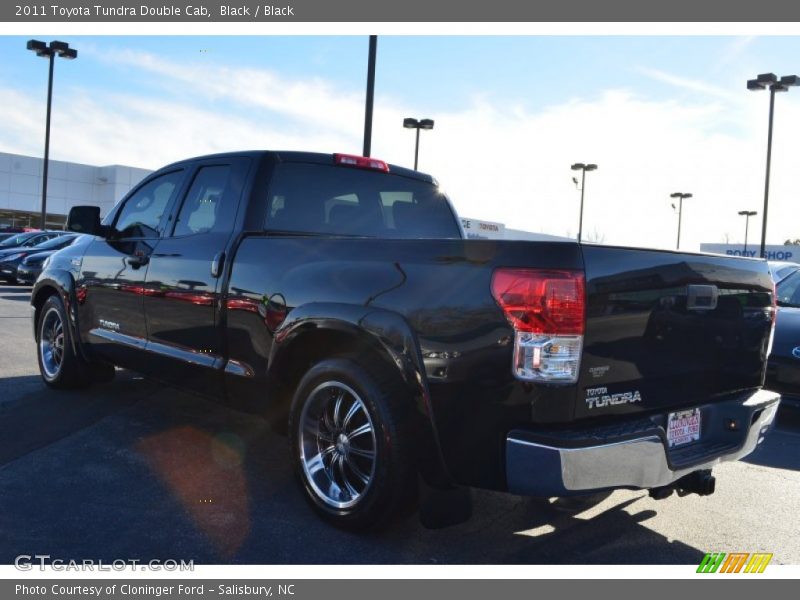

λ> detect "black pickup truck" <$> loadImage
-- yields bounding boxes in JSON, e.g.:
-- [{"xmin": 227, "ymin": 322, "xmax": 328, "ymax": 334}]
[{"xmin": 32, "ymin": 150, "xmax": 780, "ymax": 529}]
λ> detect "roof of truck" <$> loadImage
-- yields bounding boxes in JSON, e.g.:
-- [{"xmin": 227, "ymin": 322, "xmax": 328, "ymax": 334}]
[{"xmin": 160, "ymin": 150, "xmax": 436, "ymax": 184}]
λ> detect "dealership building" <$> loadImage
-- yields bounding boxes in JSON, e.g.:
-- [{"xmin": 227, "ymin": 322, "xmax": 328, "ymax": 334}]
[
  {"xmin": 699, "ymin": 243, "xmax": 797, "ymax": 262},
  {"xmin": 0, "ymin": 151, "xmax": 151, "ymax": 229}
]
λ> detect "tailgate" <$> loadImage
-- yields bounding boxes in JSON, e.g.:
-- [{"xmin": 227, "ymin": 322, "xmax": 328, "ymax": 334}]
[{"xmin": 576, "ymin": 246, "xmax": 774, "ymax": 420}]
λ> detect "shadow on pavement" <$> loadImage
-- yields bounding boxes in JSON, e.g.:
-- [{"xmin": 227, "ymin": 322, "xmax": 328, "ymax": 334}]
[
  {"xmin": 0, "ymin": 379, "xmax": 709, "ymax": 565},
  {"xmin": 0, "ymin": 372, "xmax": 152, "ymax": 465}
]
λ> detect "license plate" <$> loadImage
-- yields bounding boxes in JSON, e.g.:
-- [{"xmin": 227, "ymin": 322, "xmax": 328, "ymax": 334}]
[{"xmin": 667, "ymin": 408, "xmax": 701, "ymax": 447}]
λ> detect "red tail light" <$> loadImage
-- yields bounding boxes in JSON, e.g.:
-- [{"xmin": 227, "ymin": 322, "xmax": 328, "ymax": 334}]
[
  {"xmin": 491, "ymin": 269, "xmax": 585, "ymax": 335},
  {"xmin": 491, "ymin": 268, "xmax": 585, "ymax": 382},
  {"xmin": 333, "ymin": 153, "xmax": 390, "ymax": 173}
]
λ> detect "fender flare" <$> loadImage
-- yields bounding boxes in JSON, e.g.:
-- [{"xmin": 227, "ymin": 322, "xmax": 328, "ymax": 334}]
[
  {"xmin": 31, "ymin": 269, "xmax": 88, "ymax": 361},
  {"xmin": 269, "ymin": 302, "xmax": 454, "ymax": 488}
]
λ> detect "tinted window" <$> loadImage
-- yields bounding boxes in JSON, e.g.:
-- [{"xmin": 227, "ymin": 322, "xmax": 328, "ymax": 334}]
[
  {"xmin": 0, "ymin": 233, "xmax": 34, "ymax": 247},
  {"xmin": 777, "ymin": 270, "xmax": 800, "ymax": 307},
  {"xmin": 23, "ymin": 233, "xmax": 58, "ymax": 247},
  {"xmin": 173, "ymin": 166, "xmax": 234, "ymax": 236},
  {"xmin": 775, "ymin": 265, "xmax": 799, "ymax": 282},
  {"xmin": 32, "ymin": 234, "xmax": 77, "ymax": 250},
  {"xmin": 265, "ymin": 163, "xmax": 460, "ymax": 239},
  {"xmin": 114, "ymin": 170, "xmax": 183, "ymax": 238}
]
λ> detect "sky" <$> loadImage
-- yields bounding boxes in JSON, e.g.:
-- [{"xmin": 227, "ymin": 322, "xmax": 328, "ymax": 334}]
[{"xmin": 1, "ymin": 35, "xmax": 800, "ymax": 250}]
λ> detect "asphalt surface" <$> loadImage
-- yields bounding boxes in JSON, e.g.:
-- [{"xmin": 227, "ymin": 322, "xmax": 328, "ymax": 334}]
[{"xmin": 1, "ymin": 283, "xmax": 799, "ymax": 565}]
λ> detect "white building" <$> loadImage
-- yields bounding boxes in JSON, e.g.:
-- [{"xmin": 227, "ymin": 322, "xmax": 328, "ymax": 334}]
[
  {"xmin": 460, "ymin": 216, "xmax": 572, "ymax": 242},
  {"xmin": 0, "ymin": 151, "xmax": 151, "ymax": 229}
]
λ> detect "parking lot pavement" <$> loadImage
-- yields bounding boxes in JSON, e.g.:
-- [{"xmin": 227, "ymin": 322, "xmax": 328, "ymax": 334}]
[{"xmin": 1, "ymin": 284, "xmax": 799, "ymax": 565}]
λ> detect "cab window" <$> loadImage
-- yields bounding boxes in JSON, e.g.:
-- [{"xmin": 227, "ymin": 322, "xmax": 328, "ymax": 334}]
[
  {"xmin": 114, "ymin": 170, "xmax": 183, "ymax": 238},
  {"xmin": 173, "ymin": 166, "xmax": 234, "ymax": 236}
]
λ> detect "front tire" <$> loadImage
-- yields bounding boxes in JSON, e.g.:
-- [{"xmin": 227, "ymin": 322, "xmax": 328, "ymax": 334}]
[
  {"xmin": 288, "ymin": 357, "xmax": 417, "ymax": 530},
  {"xmin": 37, "ymin": 295, "xmax": 92, "ymax": 389}
]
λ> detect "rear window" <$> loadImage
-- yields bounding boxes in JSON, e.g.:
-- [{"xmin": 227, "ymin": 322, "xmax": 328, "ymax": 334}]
[
  {"xmin": 777, "ymin": 270, "xmax": 800, "ymax": 307},
  {"xmin": 265, "ymin": 163, "xmax": 460, "ymax": 239},
  {"xmin": 32, "ymin": 234, "xmax": 76, "ymax": 250},
  {"xmin": 0, "ymin": 233, "xmax": 35, "ymax": 247}
]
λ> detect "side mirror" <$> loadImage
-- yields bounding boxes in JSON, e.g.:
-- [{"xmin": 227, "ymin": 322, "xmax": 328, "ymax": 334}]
[{"xmin": 66, "ymin": 206, "xmax": 102, "ymax": 236}]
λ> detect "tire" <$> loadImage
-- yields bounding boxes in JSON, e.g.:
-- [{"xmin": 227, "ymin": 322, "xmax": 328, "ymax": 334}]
[
  {"xmin": 288, "ymin": 357, "xmax": 417, "ymax": 530},
  {"xmin": 36, "ymin": 295, "xmax": 93, "ymax": 389}
]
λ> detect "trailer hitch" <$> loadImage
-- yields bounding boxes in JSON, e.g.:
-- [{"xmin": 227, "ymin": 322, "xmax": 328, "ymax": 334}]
[{"xmin": 648, "ymin": 469, "xmax": 716, "ymax": 500}]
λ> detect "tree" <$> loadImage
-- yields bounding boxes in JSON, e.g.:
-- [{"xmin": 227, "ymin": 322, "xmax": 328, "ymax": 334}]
[
  {"xmin": 784, "ymin": 239, "xmax": 800, "ymax": 245},
  {"xmin": 584, "ymin": 227, "xmax": 606, "ymax": 244}
]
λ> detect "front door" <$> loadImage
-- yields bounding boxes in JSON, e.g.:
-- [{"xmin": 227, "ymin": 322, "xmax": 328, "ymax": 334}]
[{"xmin": 76, "ymin": 169, "xmax": 186, "ymax": 371}]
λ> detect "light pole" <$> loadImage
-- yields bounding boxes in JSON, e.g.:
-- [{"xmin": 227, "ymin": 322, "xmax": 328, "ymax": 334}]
[
  {"xmin": 403, "ymin": 118, "xmax": 434, "ymax": 170},
  {"xmin": 738, "ymin": 210, "xmax": 758, "ymax": 255},
  {"xmin": 570, "ymin": 163, "xmax": 597, "ymax": 243},
  {"xmin": 747, "ymin": 72, "xmax": 799, "ymax": 258},
  {"xmin": 670, "ymin": 192, "xmax": 693, "ymax": 250},
  {"xmin": 362, "ymin": 35, "xmax": 377, "ymax": 157},
  {"xmin": 27, "ymin": 40, "xmax": 77, "ymax": 230}
]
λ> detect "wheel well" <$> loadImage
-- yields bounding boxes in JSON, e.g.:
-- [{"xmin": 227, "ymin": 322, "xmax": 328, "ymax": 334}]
[
  {"xmin": 267, "ymin": 327, "xmax": 404, "ymax": 427},
  {"xmin": 31, "ymin": 286, "xmax": 59, "ymax": 339}
]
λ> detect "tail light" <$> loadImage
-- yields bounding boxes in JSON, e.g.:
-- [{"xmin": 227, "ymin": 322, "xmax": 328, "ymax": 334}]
[
  {"xmin": 491, "ymin": 268, "xmax": 585, "ymax": 382},
  {"xmin": 333, "ymin": 153, "xmax": 390, "ymax": 172}
]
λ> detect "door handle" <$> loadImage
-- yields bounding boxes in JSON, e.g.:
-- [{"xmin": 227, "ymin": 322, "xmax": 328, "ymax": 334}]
[
  {"xmin": 126, "ymin": 255, "xmax": 149, "ymax": 269},
  {"xmin": 211, "ymin": 251, "xmax": 225, "ymax": 278}
]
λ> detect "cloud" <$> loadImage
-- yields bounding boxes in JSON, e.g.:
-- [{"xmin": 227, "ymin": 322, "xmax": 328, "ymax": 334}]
[
  {"xmin": 636, "ymin": 67, "xmax": 735, "ymax": 101},
  {"xmin": 2, "ymin": 47, "xmax": 799, "ymax": 251}
]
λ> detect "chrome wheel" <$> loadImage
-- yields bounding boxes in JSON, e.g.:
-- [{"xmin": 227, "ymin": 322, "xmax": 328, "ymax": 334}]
[
  {"xmin": 298, "ymin": 381, "xmax": 377, "ymax": 509},
  {"xmin": 39, "ymin": 307, "xmax": 65, "ymax": 380}
]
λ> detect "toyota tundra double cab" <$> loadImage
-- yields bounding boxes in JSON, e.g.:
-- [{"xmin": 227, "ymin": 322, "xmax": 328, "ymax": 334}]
[{"xmin": 31, "ymin": 150, "xmax": 780, "ymax": 529}]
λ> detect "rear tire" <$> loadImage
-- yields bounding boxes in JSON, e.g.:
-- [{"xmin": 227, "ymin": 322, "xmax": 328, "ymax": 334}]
[
  {"xmin": 288, "ymin": 357, "xmax": 417, "ymax": 530},
  {"xmin": 37, "ymin": 295, "xmax": 93, "ymax": 389}
]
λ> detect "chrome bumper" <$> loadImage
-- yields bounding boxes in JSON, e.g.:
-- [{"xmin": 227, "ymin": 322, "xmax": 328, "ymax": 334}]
[{"xmin": 506, "ymin": 389, "xmax": 780, "ymax": 496}]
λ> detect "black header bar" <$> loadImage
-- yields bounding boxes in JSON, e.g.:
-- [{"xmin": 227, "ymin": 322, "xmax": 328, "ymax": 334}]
[{"xmin": 4, "ymin": 0, "xmax": 800, "ymax": 22}]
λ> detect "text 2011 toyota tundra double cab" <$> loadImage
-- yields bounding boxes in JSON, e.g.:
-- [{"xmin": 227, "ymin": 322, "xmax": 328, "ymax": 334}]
[{"xmin": 32, "ymin": 150, "xmax": 780, "ymax": 529}]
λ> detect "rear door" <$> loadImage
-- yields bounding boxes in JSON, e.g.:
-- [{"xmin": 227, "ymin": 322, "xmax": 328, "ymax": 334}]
[
  {"xmin": 141, "ymin": 157, "xmax": 250, "ymax": 395},
  {"xmin": 576, "ymin": 246, "xmax": 774, "ymax": 420}
]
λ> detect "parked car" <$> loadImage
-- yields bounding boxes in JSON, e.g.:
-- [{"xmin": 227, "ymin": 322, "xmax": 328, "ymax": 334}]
[
  {"xmin": 31, "ymin": 151, "xmax": 780, "ymax": 530},
  {"xmin": 0, "ymin": 232, "xmax": 71, "ymax": 283},
  {"xmin": 0, "ymin": 230, "xmax": 67, "ymax": 254},
  {"xmin": 8, "ymin": 234, "xmax": 85, "ymax": 285},
  {"xmin": 768, "ymin": 260, "xmax": 800, "ymax": 285},
  {"xmin": 766, "ymin": 269, "xmax": 800, "ymax": 409}
]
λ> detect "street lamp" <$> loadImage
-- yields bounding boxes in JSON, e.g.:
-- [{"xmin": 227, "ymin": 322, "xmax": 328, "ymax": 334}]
[
  {"xmin": 362, "ymin": 35, "xmax": 377, "ymax": 157},
  {"xmin": 670, "ymin": 192, "xmax": 693, "ymax": 250},
  {"xmin": 747, "ymin": 72, "xmax": 799, "ymax": 258},
  {"xmin": 570, "ymin": 163, "xmax": 597, "ymax": 243},
  {"xmin": 738, "ymin": 210, "xmax": 758, "ymax": 256},
  {"xmin": 403, "ymin": 118, "xmax": 434, "ymax": 170},
  {"xmin": 26, "ymin": 39, "xmax": 78, "ymax": 230}
]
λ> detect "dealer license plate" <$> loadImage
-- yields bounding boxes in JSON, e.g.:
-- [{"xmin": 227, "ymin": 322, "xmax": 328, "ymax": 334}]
[{"xmin": 667, "ymin": 408, "xmax": 701, "ymax": 447}]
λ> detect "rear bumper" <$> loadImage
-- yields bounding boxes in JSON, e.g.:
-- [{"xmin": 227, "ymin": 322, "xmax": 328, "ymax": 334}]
[{"xmin": 506, "ymin": 389, "xmax": 780, "ymax": 496}]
